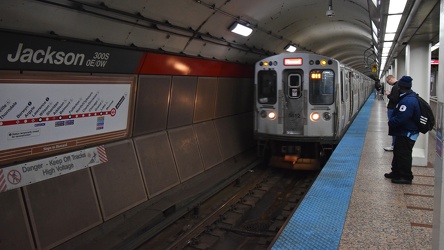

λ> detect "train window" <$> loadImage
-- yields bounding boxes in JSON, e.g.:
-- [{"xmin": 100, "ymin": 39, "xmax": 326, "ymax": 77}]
[
  {"xmin": 289, "ymin": 74, "xmax": 300, "ymax": 87},
  {"xmin": 287, "ymin": 73, "xmax": 302, "ymax": 98},
  {"xmin": 309, "ymin": 69, "xmax": 334, "ymax": 105},
  {"xmin": 257, "ymin": 70, "xmax": 277, "ymax": 104}
]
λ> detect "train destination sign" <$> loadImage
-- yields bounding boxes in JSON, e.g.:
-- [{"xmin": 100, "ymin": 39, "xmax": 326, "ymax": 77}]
[{"xmin": 0, "ymin": 145, "xmax": 107, "ymax": 193}]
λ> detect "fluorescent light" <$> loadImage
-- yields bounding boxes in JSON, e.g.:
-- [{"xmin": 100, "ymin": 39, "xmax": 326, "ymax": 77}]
[
  {"xmin": 383, "ymin": 42, "xmax": 393, "ymax": 48},
  {"xmin": 229, "ymin": 22, "xmax": 253, "ymax": 36},
  {"xmin": 386, "ymin": 15, "xmax": 402, "ymax": 33},
  {"xmin": 372, "ymin": 31, "xmax": 378, "ymax": 43},
  {"xmin": 284, "ymin": 44, "xmax": 297, "ymax": 52},
  {"xmin": 432, "ymin": 42, "xmax": 440, "ymax": 51},
  {"xmin": 389, "ymin": 0, "xmax": 407, "ymax": 14},
  {"xmin": 372, "ymin": 21, "xmax": 378, "ymax": 36},
  {"xmin": 384, "ymin": 33, "xmax": 395, "ymax": 41}
]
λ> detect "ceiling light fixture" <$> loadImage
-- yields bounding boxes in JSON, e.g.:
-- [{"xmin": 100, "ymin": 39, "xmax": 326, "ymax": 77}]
[
  {"xmin": 229, "ymin": 21, "xmax": 253, "ymax": 37},
  {"xmin": 284, "ymin": 44, "xmax": 297, "ymax": 52},
  {"xmin": 388, "ymin": 0, "xmax": 407, "ymax": 14},
  {"xmin": 326, "ymin": 0, "xmax": 335, "ymax": 17}
]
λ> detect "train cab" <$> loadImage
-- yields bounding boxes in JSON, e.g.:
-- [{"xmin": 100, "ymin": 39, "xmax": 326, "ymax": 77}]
[{"xmin": 254, "ymin": 52, "xmax": 373, "ymax": 170}]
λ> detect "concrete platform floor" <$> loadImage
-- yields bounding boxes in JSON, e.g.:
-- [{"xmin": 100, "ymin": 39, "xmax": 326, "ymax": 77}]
[{"xmin": 339, "ymin": 97, "xmax": 436, "ymax": 250}]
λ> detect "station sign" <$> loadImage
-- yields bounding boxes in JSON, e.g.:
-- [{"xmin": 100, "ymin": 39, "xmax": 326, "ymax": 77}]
[{"xmin": 0, "ymin": 30, "xmax": 143, "ymax": 73}]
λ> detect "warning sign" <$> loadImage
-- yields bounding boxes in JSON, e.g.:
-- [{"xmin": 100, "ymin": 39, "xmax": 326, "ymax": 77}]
[{"xmin": 0, "ymin": 145, "xmax": 107, "ymax": 192}]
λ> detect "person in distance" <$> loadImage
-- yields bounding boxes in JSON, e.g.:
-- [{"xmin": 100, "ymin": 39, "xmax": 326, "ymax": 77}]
[{"xmin": 384, "ymin": 75, "xmax": 399, "ymax": 151}]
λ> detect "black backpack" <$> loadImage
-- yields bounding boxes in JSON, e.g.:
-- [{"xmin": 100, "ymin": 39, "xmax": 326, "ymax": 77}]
[{"xmin": 415, "ymin": 94, "xmax": 435, "ymax": 134}]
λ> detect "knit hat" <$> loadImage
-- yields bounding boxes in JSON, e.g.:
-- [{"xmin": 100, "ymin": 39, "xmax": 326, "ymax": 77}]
[{"xmin": 398, "ymin": 76, "xmax": 413, "ymax": 88}]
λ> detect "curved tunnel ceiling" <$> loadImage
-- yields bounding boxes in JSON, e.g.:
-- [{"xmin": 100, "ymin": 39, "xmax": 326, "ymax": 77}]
[{"xmin": 0, "ymin": 0, "xmax": 440, "ymax": 79}]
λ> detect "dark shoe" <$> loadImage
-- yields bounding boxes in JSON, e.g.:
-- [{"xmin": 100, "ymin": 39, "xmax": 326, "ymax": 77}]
[
  {"xmin": 384, "ymin": 172, "xmax": 397, "ymax": 179},
  {"xmin": 391, "ymin": 178, "xmax": 412, "ymax": 184}
]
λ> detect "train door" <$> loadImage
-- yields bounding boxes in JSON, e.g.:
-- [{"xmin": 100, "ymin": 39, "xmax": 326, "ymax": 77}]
[
  {"xmin": 282, "ymin": 69, "xmax": 304, "ymax": 135},
  {"xmin": 348, "ymin": 72, "xmax": 354, "ymax": 119},
  {"xmin": 350, "ymin": 72, "xmax": 359, "ymax": 117},
  {"xmin": 339, "ymin": 68, "xmax": 349, "ymax": 132},
  {"xmin": 343, "ymin": 70, "xmax": 351, "ymax": 126}
]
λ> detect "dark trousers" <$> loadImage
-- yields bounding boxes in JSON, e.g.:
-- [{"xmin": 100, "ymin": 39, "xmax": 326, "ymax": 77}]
[
  {"xmin": 391, "ymin": 136, "xmax": 415, "ymax": 180},
  {"xmin": 387, "ymin": 109, "xmax": 395, "ymax": 146}
]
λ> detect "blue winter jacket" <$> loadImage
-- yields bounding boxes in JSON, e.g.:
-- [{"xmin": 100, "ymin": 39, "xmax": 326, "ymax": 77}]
[{"xmin": 388, "ymin": 90, "xmax": 420, "ymax": 137}]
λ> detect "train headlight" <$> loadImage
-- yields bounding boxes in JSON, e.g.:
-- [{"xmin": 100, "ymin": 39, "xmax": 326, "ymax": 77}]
[
  {"xmin": 310, "ymin": 112, "xmax": 320, "ymax": 122},
  {"xmin": 260, "ymin": 110, "xmax": 267, "ymax": 118},
  {"xmin": 268, "ymin": 111, "xmax": 276, "ymax": 120},
  {"xmin": 323, "ymin": 112, "xmax": 332, "ymax": 121}
]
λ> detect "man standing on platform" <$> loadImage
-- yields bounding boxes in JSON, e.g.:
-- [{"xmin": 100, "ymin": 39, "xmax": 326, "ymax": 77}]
[
  {"xmin": 384, "ymin": 75, "xmax": 399, "ymax": 151},
  {"xmin": 384, "ymin": 76, "xmax": 420, "ymax": 184}
]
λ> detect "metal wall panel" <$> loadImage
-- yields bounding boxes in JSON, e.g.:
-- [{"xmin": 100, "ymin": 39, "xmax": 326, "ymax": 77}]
[
  {"xmin": 214, "ymin": 112, "xmax": 255, "ymax": 160},
  {"xmin": 167, "ymin": 76, "xmax": 197, "ymax": 129},
  {"xmin": 193, "ymin": 121, "xmax": 222, "ymax": 169},
  {"xmin": 168, "ymin": 126, "xmax": 204, "ymax": 181},
  {"xmin": 24, "ymin": 169, "xmax": 102, "ymax": 250},
  {"xmin": 0, "ymin": 189, "xmax": 34, "ymax": 250},
  {"xmin": 215, "ymin": 77, "xmax": 237, "ymax": 118},
  {"xmin": 91, "ymin": 139, "xmax": 147, "ymax": 221},
  {"xmin": 133, "ymin": 75, "xmax": 171, "ymax": 136},
  {"xmin": 134, "ymin": 131, "xmax": 180, "ymax": 197},
  {"xmin": 193, "ymin": 77, "xmax": 218, "ymax": 123},
  {"xmin": 238, "ymin": 78, "xmax": 254, "ymax": 113},
  {"xmin": 238, "ymin": 112, "xmax": 256, "ymax": 150},
  {"xmin": 215, "ymin": 78, "xmax": 253, "ymax": 118}
]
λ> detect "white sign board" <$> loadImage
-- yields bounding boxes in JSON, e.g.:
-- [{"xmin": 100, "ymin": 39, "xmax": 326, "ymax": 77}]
[
  {"xmin": 0, "ymin": 83, "xmax": 130, "ymax": 151},
  {"xmin": 0, "ymin": 145, "xmax": 107, "ymax": 192}
]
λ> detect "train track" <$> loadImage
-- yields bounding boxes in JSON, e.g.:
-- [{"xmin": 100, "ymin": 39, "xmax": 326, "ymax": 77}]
[{"xmin": 136, "ymin": 166, "xmax": 318, "ymax": 250}]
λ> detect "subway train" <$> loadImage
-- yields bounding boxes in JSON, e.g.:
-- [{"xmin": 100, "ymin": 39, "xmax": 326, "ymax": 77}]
[{"xmin": 254, "ymin": 52, "xmax": 374, "ymax": 170}]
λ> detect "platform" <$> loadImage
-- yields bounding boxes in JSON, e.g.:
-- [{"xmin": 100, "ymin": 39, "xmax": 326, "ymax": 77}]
[{"xmin": 271, "ymin": 95, "xmax": 435, "ymax": 249}]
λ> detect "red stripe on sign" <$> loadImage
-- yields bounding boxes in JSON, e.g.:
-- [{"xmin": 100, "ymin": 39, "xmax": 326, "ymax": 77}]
[
  {"xmin": 0, "ymin": 169, "xmax": 7, "ymax": 192},
  {"xmin": 0, "ymin": 180, "xmax": 6, "ymax": 192},
  {"xmin": 0, "ymin": 111, "xmax": 112, "ymax": 127},
  {"xmin": 97, "ymin": 146, "xmax": 108, "ymax": 163}
]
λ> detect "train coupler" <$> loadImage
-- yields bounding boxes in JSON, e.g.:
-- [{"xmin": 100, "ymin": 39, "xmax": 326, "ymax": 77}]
[{"xmin": 269, "ymin": 156, "xmax": 321, "ymax": 170}]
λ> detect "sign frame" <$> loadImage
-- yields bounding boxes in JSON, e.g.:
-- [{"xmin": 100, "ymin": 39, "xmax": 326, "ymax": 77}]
[{"xmin": 0, "ymin": 73, "xmax": 136, "ymax": 166}]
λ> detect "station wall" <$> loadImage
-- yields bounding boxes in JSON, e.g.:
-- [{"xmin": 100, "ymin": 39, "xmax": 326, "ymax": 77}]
[{"xmin": 0, "ymin": 36, "xmax": 255, "ymax": 249}]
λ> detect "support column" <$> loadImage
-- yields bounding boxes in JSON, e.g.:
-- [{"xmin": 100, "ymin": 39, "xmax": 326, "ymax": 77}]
[
  {"xmin": 432, "ymin": 0, "xmax": 444, "ymax": 248},
  {"xmin": 405, "ymin": 42, "xmax": 431, "ymax": 166},
  {"xmin": 396, "ymin": 53, "xmax": 406, "ymax": 80},
  {"xmin": 393, "ymin": 58, "xmax": 398, "ymax": 79}
]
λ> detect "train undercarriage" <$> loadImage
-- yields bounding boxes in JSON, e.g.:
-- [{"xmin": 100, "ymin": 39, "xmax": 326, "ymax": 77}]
[{"xmin": 257, "ymin": 139, "xmax": 336, "ymax": 170}]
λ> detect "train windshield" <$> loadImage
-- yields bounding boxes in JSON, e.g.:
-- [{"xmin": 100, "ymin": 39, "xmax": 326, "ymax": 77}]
[
  {"xmin": 309, "ymin": 69, "xmax": 334, "ymax": 105},
  {"xmin": 257, "ymin": 70, "xmax": 277, "ymax": 104}
]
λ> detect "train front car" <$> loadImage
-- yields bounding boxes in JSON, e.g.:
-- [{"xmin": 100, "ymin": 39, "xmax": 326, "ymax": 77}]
[{"xmin": 254, "ymin": 53, "xmax": 340, "ymax": 170}]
